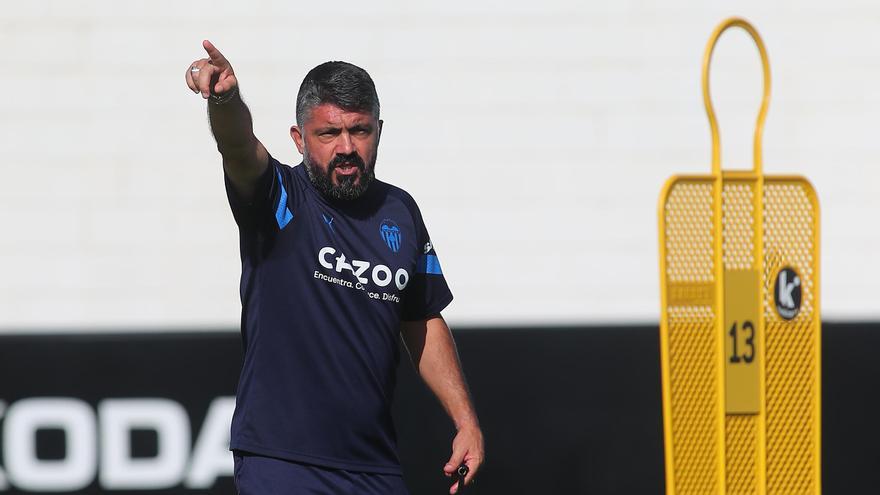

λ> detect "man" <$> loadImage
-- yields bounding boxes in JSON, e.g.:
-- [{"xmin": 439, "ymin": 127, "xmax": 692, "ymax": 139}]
[{"xmin": 185, "ymin": 40, "xmax": 483, "ymax": 494}]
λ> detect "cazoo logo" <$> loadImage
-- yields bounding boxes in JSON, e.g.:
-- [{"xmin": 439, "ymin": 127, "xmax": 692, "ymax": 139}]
[
  {"xmin": 318, "ymin": 247, "xmax": 409, "ymax": 290},
  {"xmin": 0, "ymin": 397, "xmax": 234, "ymax": 492}
]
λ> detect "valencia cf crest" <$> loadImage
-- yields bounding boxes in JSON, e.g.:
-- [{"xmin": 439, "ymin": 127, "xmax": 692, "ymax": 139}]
[{"xmin": 379, "ymin": 219, "xmax": 401, "ymax": 253}]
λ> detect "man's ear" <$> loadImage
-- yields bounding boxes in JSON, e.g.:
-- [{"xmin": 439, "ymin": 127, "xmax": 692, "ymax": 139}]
[
  {"xmin": 290, "ymin": 125, "xmax": 305, "ymax": 154},
  {"xmin": 376, "ymin": 119, "xmax": 384, "ymax": 145}
]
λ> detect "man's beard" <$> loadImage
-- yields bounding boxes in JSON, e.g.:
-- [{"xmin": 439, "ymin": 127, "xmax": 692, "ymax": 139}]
[{"xmin": 304, "ymin": 150, "xmax": 375, "ymax": 201}]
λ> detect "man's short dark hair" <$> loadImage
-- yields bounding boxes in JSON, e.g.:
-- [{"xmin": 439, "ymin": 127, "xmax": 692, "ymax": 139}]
[{"xmin": 296, "ymin": 61, "xmax": 380, "ymax": 126}]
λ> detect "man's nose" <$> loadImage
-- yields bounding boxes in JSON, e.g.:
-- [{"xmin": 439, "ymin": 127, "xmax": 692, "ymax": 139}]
[{"xmin": 336, "ymin": 131, "xmax": 354, "ymax": 155}]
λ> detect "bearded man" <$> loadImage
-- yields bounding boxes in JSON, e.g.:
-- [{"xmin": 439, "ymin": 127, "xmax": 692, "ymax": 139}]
[{"xmin": 185, "ymin": 40, "xmax": 483, "ymax": 495}]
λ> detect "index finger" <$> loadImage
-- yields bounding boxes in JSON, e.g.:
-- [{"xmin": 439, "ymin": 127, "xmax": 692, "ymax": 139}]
[{"xmin": 202, "ymin": 40, "xmax": 228, "ymax": 66}]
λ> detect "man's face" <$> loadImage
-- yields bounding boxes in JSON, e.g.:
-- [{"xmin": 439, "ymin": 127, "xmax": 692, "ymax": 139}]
[{"xmin": 291, "ymin": 103, "xmax": 382, "ymax": 200}]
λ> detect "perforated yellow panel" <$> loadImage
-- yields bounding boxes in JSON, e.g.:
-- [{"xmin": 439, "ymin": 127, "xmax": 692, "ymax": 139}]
[
  {"xmin": 725, "ymin": 415, "xmax": 759, "ymax": 494},
  {"xmin": 660, "ymin": 177, "xmax": 820, "ymax": 495},
  {"xmin": 661, "ymin": 180, "xmax": 723, "ymax": 494},
  {"xmin": 723, "ymin": 183, "xmax": 755, "ymax": 271},
  {"xmin": 668, "ymin": 306, "xmax": 720, "ymax": 494},
  {"xmin": 763, "ymin": 180, "xmax": 820, "ymax": 494},
  {"xmin": 666, "ymin": 182, "xmax": 715, "ymax": 283}
]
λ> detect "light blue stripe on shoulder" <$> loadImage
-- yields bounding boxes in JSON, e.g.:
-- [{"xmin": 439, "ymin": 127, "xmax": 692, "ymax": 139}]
[
  {"xmin": 275, "ymin": 169, "xmax": 293, "ymax": 229},
  {"xmin": 418, "ymin": 254, "xmax": 443, "ymax": 275}
]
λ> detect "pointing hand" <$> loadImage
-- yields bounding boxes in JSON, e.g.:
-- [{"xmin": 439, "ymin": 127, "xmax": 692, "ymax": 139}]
[{"xmin": 185, "ymin": 40, "xmax": 238, "ymax": 99}]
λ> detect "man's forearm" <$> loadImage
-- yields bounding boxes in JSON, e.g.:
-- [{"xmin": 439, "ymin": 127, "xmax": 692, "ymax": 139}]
[
  {"xmin": 207, "ymin": 91, "xmax": 268, "ymax": 198},
  {"xmin": 402, "ymin": 317, "xmax": 479, "ymax": 430},
  {"xmin": 208, "ymin": 92, "xmax": 258, "ymax": 154}
]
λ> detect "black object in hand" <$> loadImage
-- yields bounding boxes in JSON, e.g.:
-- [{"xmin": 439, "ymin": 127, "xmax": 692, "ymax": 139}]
[{"xmin": 456, "ymin": 464, "xmax": 469, "ymax": 493}]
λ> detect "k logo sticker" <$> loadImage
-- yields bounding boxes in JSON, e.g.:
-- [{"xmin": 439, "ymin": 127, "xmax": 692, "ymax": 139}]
[
  {"xmin": 379, "ymin": 219, "xmax": 401, "ymax": 253},
  {"xmin": 774, "ymin": 267, "xmax": 802, "ymax": 320}
]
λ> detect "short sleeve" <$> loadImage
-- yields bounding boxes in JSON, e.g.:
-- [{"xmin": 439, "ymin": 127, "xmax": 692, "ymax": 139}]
[
  {"xmin": 401, "ymin": 212, "xmax": 454, "ymax": 321},
  {"xmin": 224, "ymin": 156, "xmax": 295, "ymax": 231}
]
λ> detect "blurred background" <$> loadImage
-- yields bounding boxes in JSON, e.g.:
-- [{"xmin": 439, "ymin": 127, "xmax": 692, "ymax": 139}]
[{"xmin": 1, "ymin": 1, "xmax": 878, "ymax": 493}]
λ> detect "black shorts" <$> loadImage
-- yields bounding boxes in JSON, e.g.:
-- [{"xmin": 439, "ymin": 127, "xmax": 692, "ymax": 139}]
[{"xmin": 233, "ymin": 451, "xmax": 410, "ymax": 495}]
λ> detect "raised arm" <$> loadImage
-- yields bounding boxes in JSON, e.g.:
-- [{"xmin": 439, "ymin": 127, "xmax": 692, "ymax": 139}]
[
  {"xmin": 401, "ymin": 315, "xmax": 484, "ymax": 494},
  {"xmin": 185, "ymin": 40, "xmax": 268, "ymax": 199}
]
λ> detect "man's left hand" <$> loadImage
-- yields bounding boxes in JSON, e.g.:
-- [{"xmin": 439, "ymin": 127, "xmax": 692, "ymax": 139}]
[{"xmin": 443, "ymin": 425, "xmax": 484, "ymax": 494}]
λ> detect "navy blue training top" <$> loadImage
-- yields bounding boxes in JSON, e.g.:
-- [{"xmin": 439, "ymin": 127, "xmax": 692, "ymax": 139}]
[{"xmin": 225, "ymin": 157, "xmax": 453, "ymax": 474}]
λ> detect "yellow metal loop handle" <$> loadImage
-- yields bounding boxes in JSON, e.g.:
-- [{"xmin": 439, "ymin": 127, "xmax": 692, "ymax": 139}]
[{"xmin": 702, "ymin": 17, "xmax": 771, "ymax": 176}]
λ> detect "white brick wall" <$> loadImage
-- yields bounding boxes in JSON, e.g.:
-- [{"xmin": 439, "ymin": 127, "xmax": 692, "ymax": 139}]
[{"xmin": 1, "ymin": 1, "xmax": 878, "ymax": 330}]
